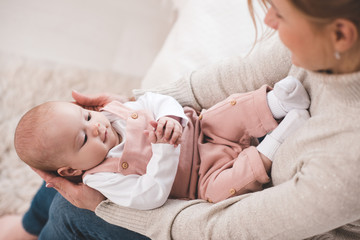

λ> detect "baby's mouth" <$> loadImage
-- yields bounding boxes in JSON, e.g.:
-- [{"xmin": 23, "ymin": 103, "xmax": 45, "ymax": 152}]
[{"xmin": 103, "ymin": 129, "xmax": 107, "ymax": 143}]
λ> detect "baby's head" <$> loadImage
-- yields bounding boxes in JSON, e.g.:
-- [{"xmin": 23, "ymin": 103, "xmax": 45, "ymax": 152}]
[{"xmin": 14, "ymin": 101, "xmax": 120, "ymax": 177}]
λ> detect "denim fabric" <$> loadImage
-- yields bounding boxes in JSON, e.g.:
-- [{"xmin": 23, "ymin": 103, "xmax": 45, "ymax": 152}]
[
  {"xmin": 22, "ymin": 181, "xmax": 57, "ymax": 235},
  {"xmin": 38, "ymin": 190, "xmax": 149, "ymax": 240},
  {"xmin": 22, "ymin": 182, "xmax": 148, "ymax": 239}
]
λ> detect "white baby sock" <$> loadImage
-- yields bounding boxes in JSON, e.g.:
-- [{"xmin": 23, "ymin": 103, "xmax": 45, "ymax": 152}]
[
  {"xmin": 256, "ymin": 109, "xmax": 310, "ymax": 161},
  {"xmin": 267, "ymin": 76, "xmax": 310, "ymax": 119}
]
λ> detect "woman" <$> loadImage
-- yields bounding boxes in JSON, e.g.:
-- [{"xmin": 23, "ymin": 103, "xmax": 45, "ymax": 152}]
[{"xmin": 4, "ymin": 0, "xmax": 360, "ymax": 239}]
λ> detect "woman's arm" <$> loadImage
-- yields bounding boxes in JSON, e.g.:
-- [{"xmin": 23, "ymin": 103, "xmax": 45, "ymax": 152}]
[
  {"xmin": 95, "ymin": 199, "xmax": 205, "ymax": 239},
  {"xmin": 133, "ymin": 35, "xmax": 292, "ymax": 111}
]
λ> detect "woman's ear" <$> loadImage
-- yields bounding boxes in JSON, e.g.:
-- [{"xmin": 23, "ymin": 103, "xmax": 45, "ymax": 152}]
[
  {"xmin": 331, "ymin": 18, "xmax": 358, "ymax": 53},
  {"xmin": 57, "ymin": 167, "xmax": 83, "ymax": 177}
]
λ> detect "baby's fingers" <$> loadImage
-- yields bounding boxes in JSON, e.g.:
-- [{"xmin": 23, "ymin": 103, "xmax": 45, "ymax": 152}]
[
  {"xmin": 170, "ymin": 126, "xmax": 182, "ymax": 145},
  {"xmin": 149, "ymin": 120, "xmax": 158, "ymax": 129},
  {"xmin": 148, "ymin": 120, "xmax": 163, "ymax": 141},
  {"xmin": 144, "ymin": 130, "xmax": 157, "ymax": 144},
  {"xmin": 163, "ymin": 121, "xmax": 175, "ymax": 141},
  {"xmin": 155, "ymin": 119, "xmax": 166, "ymax": 139}
]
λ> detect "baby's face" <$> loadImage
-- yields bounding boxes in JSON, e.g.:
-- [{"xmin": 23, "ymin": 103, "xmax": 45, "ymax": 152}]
[{"xmin": 47, "ymin": 102, "xmax": 120, "ymax": 171}]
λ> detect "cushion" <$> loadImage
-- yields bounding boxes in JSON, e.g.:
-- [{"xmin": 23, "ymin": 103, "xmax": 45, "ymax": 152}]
[{"xmin": 141, "ymin": 0, "xmax": 263, "ymax": 88}]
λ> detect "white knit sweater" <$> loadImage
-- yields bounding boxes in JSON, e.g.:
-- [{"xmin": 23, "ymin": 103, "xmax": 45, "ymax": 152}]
[{"xmin": 96, "ymin": 36, "xmax": 360, "ymax": 240}]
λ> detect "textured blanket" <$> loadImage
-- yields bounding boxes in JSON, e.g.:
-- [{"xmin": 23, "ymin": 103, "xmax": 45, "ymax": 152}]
[{"xmin": 0, "ymin": 52, "xmax": 140, "ymax": 215}]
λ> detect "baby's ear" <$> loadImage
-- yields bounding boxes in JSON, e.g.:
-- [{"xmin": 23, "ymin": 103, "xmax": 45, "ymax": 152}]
[{"xmin": 57, "ymin": 167, "xmax": 83, "ymax": 177}]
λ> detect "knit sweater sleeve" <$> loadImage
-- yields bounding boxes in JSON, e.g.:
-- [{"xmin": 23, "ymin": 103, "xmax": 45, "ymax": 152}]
[
  {"xmin": 95, "ymin": 199, "xmax": 206, "ymax": 239},
  {"xmin": 132, "ymin": 35, "xmax": 292, "ymax": 111}
]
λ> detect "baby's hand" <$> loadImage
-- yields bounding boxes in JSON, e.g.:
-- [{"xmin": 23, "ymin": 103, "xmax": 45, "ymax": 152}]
[{"xmin": 144, "ymin": 116, "xmax": 183, "ymax": 146}]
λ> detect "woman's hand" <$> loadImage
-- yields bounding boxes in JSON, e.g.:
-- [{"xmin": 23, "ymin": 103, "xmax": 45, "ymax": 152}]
[
  {"xmin": 32, "ymin": 168, "xmax": 106, "ymax": 212},
  {"xmin": 72, "ymin": 90, "xmax": 134, "ymax": 111}
]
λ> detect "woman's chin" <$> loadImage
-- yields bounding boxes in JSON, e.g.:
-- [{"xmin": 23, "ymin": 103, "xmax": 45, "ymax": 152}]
[
  {"xmin": 291, "ymin": 55, "xmax": 300, "ymax": 67},
  {"xmin": 291, "ymin": 57, "xmax": 308, "ymax": 69}
]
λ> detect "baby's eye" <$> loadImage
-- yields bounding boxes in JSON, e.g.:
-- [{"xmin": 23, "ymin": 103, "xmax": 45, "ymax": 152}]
[
  {"xmin": 87, "ymin": 112, "xmax": 92, "ymax": 121},
  {"xmin": 83, "ymin": 134, "xmax": 88, "ymax": 146}
]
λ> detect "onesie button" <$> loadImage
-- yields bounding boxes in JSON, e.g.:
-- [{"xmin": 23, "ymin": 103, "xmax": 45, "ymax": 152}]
[
  {"xmin": 229, "ymin": 188, "xmax": 236, "ymax": 195},
  {"xmin": 199, "ymin": 114, "xmax": 203, "ymax": 120},
  {"xmin": 230, "ymin": 100, "xmax": 237, "ymax": 106},
  {"xmin": 131, "ymin": 113, "xmax": 138, "ymax": 119},
  {"xmin": 121, "ymin": 162, "xmax": 129, "ymax": 169}
]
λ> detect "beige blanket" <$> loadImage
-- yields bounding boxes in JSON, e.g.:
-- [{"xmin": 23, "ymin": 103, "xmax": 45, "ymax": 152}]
[{"xmin": 0, "ymin": 52, "xmax": 140, "ymax": 215}]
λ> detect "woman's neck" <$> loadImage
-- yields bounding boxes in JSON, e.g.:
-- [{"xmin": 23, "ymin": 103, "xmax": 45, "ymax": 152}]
[
  {"xmin": 321, "ymin": 60, "xmax": 360, "ymax": 74},
  {"xmin": 331, "ymin": 49, "xmax": 360, "ymax": 74}
]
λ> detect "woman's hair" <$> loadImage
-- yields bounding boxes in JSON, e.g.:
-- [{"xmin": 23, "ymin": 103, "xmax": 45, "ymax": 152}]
[{"xmin": 248, "ymin": 0, "xmax": 360, "ymax": 41}]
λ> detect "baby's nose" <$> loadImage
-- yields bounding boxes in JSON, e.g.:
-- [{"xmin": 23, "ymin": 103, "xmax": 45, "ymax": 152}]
[{"xmin": 92, "ymin": 123, "xmax": 100, "ymax": 136}]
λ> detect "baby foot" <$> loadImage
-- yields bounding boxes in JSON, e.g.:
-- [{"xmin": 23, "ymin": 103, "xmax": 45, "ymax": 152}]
[{"xmin": 267, "ymin": 76, "xmax": 310, "ymax": 119}]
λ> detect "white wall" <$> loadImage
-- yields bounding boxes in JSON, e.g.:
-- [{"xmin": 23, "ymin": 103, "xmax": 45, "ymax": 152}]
[{"xmin": 0, "ymin": 0, "xmax": 176, "ymax": 78}]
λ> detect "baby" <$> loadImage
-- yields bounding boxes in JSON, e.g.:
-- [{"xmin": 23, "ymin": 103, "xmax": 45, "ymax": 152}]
[{"xmin": 15, "ymin": 76, "xmax": 310, "ymax": 209}]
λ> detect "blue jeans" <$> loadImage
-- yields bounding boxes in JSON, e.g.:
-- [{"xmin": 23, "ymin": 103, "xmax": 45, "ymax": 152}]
[
  {"xmin": 23, "ymin": 182, "xmax": 149, "ymax": 240},
  {"xmin": 22, "ymin": 182, "xmax": 57, "ymax": 235}
]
